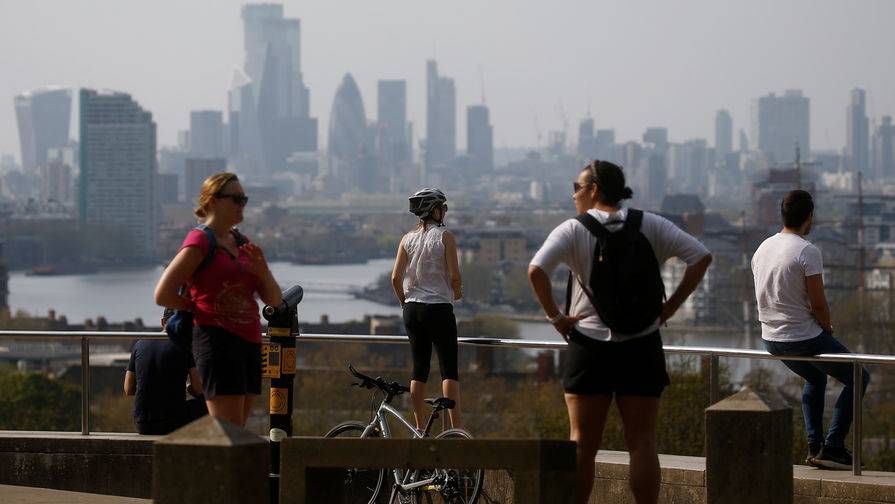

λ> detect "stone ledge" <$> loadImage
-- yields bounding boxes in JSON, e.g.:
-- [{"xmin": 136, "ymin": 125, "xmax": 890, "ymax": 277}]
[
  {"xmin": 0, "ymin": 432, "xmax": 154, "ymax": 499},
  {"xmin": 594, "ymin": 450, "xmax": 895, "ymax": 504}
]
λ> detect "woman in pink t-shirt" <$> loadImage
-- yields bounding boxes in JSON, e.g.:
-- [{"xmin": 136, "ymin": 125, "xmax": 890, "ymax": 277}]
[{"xmin": 155, "ymin": 173, "xmax": 282, "ymax": 427}]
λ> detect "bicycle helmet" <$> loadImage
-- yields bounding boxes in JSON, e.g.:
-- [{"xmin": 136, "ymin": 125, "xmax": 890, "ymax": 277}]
[{"xmin": 408, "ymin": 188, "xmax": 447, "ymax": 219}]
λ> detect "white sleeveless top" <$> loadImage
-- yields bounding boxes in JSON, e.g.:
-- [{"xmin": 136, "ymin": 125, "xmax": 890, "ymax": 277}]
[{"xmin": 403, "ymin": 225, "xmax": 454, "ymax": 304}]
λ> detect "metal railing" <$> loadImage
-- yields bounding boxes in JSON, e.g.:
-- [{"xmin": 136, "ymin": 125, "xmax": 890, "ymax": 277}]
[{"xmin": 2, "ymin": 329, "xmax": 894, "ymax": 476}]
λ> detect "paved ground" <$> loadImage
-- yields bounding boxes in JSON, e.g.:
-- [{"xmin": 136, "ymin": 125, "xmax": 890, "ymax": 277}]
[{"xmin": 0, "ymin": 485, "xmax": 150, "ymax": 504}]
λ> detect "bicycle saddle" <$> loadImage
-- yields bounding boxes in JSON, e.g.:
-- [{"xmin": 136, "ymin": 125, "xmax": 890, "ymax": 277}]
[{"xmin": 424, "ymin": 397, "xmax": 456, "ymax": 410}]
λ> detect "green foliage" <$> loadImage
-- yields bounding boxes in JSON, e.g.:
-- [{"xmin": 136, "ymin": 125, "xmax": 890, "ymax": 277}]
[
  {"xmin": 459, "ymin": 315, "xmax": 519, "ymax": 339},
  {"xmin": 459, "ymin": 263, "xmax": 495, "ymax": 304},
  {"xmin": 0, "ymin": 368, "xmax": 80, "ymax": 431}
]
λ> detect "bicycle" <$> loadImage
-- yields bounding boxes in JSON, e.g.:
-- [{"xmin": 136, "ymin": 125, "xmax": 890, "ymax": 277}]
[{"xmin": 324, "ymin": 364, "xmax": 484, "ymax": 504}]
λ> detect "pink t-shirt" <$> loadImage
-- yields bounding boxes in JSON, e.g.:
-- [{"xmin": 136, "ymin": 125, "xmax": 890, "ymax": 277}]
[{"xmin": 180, "ymin": 229, "xmax": 261, "ymax": 343}]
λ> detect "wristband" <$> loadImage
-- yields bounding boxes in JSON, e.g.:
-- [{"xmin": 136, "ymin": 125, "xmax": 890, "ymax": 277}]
[{"xmin": 546, "ymin": 313, "xmax": 564, "ymax": 324}]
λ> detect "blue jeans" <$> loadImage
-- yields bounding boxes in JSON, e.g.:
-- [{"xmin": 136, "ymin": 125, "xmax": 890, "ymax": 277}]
[{"xmin": 764, "ymin": 331, "xmax": 870, "ymax": 448}]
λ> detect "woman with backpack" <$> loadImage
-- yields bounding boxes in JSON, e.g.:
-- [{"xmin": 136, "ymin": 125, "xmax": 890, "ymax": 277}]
[
  {"xmin": 390, "ymin": 188, "xmax": 464, "ymax": 430},
  {"xmin": 154, "ymin": 172, "xmax": 282, "ymax": 427},
  {"xmin": 527, "ymin": 161, "xmax": 712, "ymax": 504}
]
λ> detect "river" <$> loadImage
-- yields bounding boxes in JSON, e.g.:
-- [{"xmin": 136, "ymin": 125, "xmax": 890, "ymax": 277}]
[{"xmin": 7, "ymin": 258, "xmax": 558, "ymax": 341}]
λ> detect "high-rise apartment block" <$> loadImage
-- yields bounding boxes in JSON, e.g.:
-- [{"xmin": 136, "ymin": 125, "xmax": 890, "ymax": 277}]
[
  {"xmin": 79, "ymin": 89, "xmax": 157, "ymax": 261},
  {"xmin": 752, "ymin": 90, "xmax": 810, "ymax": 164}
]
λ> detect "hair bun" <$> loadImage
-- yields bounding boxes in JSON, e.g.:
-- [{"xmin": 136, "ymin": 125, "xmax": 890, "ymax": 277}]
[{"xmin": 621, "ymin": 187, "xmax": 634, "ymax": 199}]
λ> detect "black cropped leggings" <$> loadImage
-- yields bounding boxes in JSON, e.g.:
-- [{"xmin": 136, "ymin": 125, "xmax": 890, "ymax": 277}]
[{"xmin": 403, "ymin": 302, "xmax": 459, "ymax": 382}]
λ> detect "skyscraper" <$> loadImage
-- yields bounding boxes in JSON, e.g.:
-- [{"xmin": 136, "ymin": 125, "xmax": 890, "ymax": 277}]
[
  {"xmin": 190, "ymin": 110, "xmax": 224, "ymax": 159},
  {"xmin": 234, "ymin": 4, "xmax": 317, "ymax": 173},
  {"xmin": 14, "ymin": 86, "xmax": 72, "ymax": 173},
  {"xmin": 752, "ymin": 90, "xmax": 810, "ymax": 164},
  {"xmin": 578, "ymin": 118, "xmax": 595, "ymax": 159},
  {"xmin": 715, "ymin": 110, "xmax": 733, "ymax": 159},
  {"xmin": 425, "ymin": 60, "xmax": 456, "ymax": 169},
  {"xmin": 377, "ymin": 80, "xmax": 409, "ymax": 165},
  {"xmin": 79, "ymin": 89, "xmax": 157, "ymax": 261},
  {"xmin": 875, "ymin": 116, "xmax": 895, "ymax": 179},
  {"xmin": 328, "ymin": 74, "xmax": 368, "ymax": 160},
  {"xmin": 846, "ymin": 88, "xmax": 870, "ymax": 174},
  {"xmin": 643, "ymin": 127, "xmax": 669, "ymax": 151},
  {"xmin": 466, "ymin": 105, "xmax": 493, "ymax": 171}
]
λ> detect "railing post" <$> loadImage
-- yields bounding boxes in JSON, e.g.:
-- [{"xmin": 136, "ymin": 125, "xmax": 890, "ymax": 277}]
[
  {"xmin": 80, "ymin": 336, "xmax": 90, "ymax": 435},
  {"xmin": 709, "ymin": 354, "xmax": 720, "ymax": 405},
  {"xmin": 853, "ymin": 362, "xmax": 863, "ymax": 476}
]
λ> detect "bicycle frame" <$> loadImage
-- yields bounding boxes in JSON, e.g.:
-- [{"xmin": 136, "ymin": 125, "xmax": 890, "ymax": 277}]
[{"xmin": 359, "ymin": 400, "xmax": 440, "ymax": 492}]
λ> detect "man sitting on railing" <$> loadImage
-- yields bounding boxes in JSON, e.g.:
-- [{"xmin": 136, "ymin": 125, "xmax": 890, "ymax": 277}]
[
  {"xmin": 124, "ymin": 339, "xmax": 207, "ymax": 435},
  {"xmin": 752, "ymin": 189, "xmax": 870, "ymax": 470}
]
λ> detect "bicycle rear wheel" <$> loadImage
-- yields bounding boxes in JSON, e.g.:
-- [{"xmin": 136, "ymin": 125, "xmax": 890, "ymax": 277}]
[
  {"xmin": 411, "ymin": 428, "xmax": 484, "ymax": 504},
  {"xmin": 324, "ymin": 421, "xmax": 386, "ymax": 504}
]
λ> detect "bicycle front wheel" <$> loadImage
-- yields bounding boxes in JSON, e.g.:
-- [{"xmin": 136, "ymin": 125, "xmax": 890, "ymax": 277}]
[
  {"xmin": 412, "ymin": 428, "xmax": 484, "ymax": 504},
  {"xmin": 324, "ymin": 421, "xmax": 386, "ymax": 504}
]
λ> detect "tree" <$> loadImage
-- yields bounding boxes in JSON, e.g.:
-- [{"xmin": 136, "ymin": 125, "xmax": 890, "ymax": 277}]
[{"xmin": 0, "ymin": 367, "xmax": 80, "ymax": 431}]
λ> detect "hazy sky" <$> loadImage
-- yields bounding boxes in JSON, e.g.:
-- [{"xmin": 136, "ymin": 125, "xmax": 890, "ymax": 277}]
[{"xmin": 2, "ymin": 0, "xmax": 894, "ymax": 161}]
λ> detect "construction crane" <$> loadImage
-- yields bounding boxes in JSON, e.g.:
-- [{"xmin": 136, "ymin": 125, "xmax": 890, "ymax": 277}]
[{"xmin": 555, "ymin": 101, "xmax": 570, "ymax": 144}]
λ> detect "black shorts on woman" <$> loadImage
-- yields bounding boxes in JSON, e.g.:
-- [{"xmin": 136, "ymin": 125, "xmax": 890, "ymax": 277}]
[
  {"xmin": 193, "ymin": 325, "xmax": 262, "ymax": 399},
  {"xmin": 403, "ymin": 302, "xmax": 459, "ymax": 383},
  {"xmin": 563, "ymin": 329, "xmax": 670, "ymax": 397}
]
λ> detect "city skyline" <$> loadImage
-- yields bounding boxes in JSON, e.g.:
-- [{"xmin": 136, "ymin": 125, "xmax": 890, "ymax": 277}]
[{"xmin": 1, "ymin": 0, "xmax": 895, "ymax": 160}]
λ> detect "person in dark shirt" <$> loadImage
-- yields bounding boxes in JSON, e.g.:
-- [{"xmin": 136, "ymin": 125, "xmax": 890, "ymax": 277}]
[{"xmin": 124, "ymin": 339, "xmax": 207, "ymax": 435}]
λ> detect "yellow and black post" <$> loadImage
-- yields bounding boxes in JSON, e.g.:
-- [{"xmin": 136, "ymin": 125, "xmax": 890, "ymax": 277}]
[{"xmin": 262, "ymin": 284, "xmax": 303, "ymax": 504}]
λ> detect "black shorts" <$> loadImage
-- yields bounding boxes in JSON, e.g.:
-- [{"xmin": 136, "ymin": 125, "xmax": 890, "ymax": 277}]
[
  {"xmin": 403, "ymin": 302, "xmax": 459, "ymax": 382},
  {"xmin": 562, "ymin": 329, "xmax": 670, "ymax": 397},
  {"xmin": 193, "ymin": 325, "xmax": 262, "ymax": 399}
]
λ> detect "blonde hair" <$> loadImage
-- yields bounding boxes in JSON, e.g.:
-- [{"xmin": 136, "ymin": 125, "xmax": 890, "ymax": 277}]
[{"xmin": 194, "ymin": 172, "xmax": 240, "ymax": 220}]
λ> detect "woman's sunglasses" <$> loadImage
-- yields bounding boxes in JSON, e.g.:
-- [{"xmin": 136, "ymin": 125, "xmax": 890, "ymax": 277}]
[
  {"xmin": 215, "ymin": 193, "xmax": 249, "ymax": 205},
  {"xmin": 573, "ymin": 182, "xmax": 592, "ymax": 193}
]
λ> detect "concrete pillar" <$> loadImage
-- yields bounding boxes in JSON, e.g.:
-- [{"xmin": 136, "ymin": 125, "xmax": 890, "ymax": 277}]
[
  {"xmin": 153, "ymin": 416, "xmax": 268, "ymax": 504},
  {"xmin": 706, "ymin": 387, "xmax": 792, "ymax": 504}
]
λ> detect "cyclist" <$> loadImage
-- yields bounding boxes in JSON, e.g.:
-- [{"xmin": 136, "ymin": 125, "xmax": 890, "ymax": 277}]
[
  {"xmin": 528, "ymin": 161, "xmax": 712, "ymax": 504},
  {"xmin": 390, "ymin": 188, "xmax": 463, "ymax": 431},
  {"xmin": 154, "ymin": 172, "xmax": 282, "ymax": 427}
]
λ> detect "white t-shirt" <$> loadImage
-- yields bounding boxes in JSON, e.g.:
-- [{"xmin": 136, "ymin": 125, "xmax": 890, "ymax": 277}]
[
  {"xmin": 751, "ymin": 232, "xmax": 824, "ymax": 342},
  {"xmin": 530, "ymin": 207, "xmax": 711, "ymax": 342},
  {"xmin": 403, "ymin": 226, "xmax": 454, "ymax": 304}
]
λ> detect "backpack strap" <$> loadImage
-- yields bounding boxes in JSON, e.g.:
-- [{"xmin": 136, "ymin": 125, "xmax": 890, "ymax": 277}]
[
  {"xmin": 231, "ymin": 227, "xmax": 249, "ymax": 247},
  {"xmin": 193, "ymin": 224, "xmax": 217, "ymax": 271},
  {"xmin": 623, "ymin": 209, "xmax": 645, "ymax": 235},
  {"xmin": 564, "ymin": 270, "xmax": 573, "ymax": 316},
  {"xmin": 574, "ymin": 212, "xmax": 609, "ymax": 240}
]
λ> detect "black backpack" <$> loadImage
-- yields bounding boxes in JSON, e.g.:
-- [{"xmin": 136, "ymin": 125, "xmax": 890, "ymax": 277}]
[
  {"xmin": 162, "ymin": 225, "xmax": 217, "ymax": 351},
  {"xmin": 567, "ymin": 209, "xmax": 665, "ymax": 334}
]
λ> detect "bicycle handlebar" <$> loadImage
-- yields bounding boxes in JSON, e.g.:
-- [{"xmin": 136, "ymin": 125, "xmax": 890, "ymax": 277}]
[{"xmin": 348, "ymin": 364, "xmax": 410, "ymax": 396}]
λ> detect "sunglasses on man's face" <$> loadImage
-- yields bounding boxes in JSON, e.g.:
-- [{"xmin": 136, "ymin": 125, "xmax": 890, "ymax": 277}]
[{"xmin": 215, "ymin": 193, "xmax": 249, "ymax": 206}]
